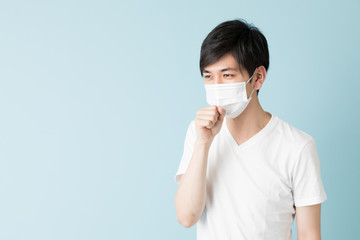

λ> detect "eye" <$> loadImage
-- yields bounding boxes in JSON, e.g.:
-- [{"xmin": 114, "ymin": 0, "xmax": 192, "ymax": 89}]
[
  {"xmin": 204, "ymin": 75, "xmax": 211, "ymax": 79},
  {"xmin": 224, "ymin": 74, "xmax": 233, "ymax": 78}
]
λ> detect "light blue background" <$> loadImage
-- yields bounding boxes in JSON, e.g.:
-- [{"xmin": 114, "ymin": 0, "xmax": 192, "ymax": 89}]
[{"xmin": 0, "ymin": 0, "xmax": 359, "ymax": 239}]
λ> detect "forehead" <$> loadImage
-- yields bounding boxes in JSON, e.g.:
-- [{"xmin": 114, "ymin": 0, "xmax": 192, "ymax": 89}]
[{"xmin": 203, "ymin": 53, "xmax": 242, "ymax": 73}]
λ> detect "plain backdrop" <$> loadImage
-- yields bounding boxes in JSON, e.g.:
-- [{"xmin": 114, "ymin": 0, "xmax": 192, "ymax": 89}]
[{"xmin": 0, "ymin": 0, "xmax": 359, "ymax": 239}]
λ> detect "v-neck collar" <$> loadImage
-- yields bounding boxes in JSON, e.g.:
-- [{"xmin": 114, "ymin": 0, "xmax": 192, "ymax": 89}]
[{"xmin": 222, "ymin": 113, "xmax": 277, "ymax": 151}]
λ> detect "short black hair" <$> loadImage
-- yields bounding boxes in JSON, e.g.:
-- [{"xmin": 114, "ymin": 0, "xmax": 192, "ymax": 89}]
[{"xmin": 200, "ymin": 19, "xmax": 269, "ymax": 95}]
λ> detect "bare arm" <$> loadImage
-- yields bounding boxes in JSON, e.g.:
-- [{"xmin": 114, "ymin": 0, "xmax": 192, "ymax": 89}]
[
  {"xmin": 175, "ymin": 105, "xmax": 226, "ymax": 228},
  {"xmin": 296, "ymin": 203, "xmax": 322, "ymax": 240},
  {"xmin": 174, "ymin": 140, "xmax": 211, "ymax": 228}
]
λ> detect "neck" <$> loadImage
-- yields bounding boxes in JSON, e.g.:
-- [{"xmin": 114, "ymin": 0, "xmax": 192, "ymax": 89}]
[{"xmin": 226, "ymin": 95, "xmax": 271, "ymax": 141}]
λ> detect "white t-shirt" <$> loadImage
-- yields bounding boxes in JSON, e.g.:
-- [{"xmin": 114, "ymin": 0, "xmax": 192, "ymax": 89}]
[{"xmin": 174, "ymin": 113, "xmax": 327, "ymax": 240}]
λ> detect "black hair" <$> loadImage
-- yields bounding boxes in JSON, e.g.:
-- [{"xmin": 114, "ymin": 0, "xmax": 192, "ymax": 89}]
[{"xmin": 200, "ymin": 19, "xmax": 269, "ymax": 95}]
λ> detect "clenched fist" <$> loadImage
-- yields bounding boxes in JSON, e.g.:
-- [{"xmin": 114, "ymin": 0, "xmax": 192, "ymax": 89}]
[{"xmin": 195, "ymin": 105, "xmax": 226, "ymax": 144}]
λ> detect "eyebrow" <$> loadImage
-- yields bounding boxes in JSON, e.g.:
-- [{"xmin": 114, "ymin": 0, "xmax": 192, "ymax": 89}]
[{"xmin": 203, "ymin": 67, "xmax": 238, "ymax": 73}]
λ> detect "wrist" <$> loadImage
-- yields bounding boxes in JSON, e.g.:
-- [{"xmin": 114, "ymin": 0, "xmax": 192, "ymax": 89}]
[{"xmin": 195, "ymin": 139, "xmax": 212, "ymax": 148}]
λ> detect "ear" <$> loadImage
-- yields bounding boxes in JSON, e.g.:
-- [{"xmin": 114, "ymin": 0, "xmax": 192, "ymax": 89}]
[{"xmin": 253, "ymin": 66, "xmax": 267, "ymax": 90}]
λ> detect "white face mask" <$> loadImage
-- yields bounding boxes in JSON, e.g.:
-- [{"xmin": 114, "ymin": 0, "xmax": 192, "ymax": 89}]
[{"xmin": 204, "ymin": 69, "xmax": 256, "ymax": 118}]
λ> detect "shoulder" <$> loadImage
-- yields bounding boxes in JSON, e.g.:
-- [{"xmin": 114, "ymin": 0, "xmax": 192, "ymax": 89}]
[
  {"xmin": 183, "ymin": 119, "xmax": 197, "ymax": 141},
  {"xmin": 188, "ymin": 119, "xmax": 196, "ymax": 134},
  {"xmin": 273, "ymin": 115, "xmax": 315, "ymax": 151}
]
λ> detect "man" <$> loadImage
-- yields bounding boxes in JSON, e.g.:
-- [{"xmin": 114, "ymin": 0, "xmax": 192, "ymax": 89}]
[{"xmin": 174, "ymin": 19, "xmax": 327, "ymax": 240}]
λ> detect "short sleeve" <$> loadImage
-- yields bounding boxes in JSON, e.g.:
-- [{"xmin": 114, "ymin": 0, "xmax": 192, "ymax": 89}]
[
  {"xmin": 174, "ymin": 119, "xmax": 197, "ymax": 184},
  {"xmin": 291, "ymin": 138, "xmax": 327, "ymax": 207}
]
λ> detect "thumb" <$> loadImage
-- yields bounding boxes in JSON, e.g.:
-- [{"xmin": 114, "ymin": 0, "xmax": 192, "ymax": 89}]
[{"xmin": 217, "ymin": 106, "xmax": 226, "ymax": 122}]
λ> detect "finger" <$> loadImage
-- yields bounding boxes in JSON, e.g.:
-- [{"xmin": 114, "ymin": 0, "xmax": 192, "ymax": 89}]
[
  {"xmin": 197, "ymin": 119, "xmax": 214, "ymax": 129},
  {"xmin": 197, "ymin": 108, "xmax": 219, "ymax": 117},
  {"xmin": 196, "ymin": 114, "xmax": 218, "ymax": 123},
  {"xmin": 217, "ymin": 112, "xmax": 225, "ymax": 122},
  {"xmin": 202, "ymin": 106, "xmax": 218, "ymax": 113},
  {"xmin": 204, "ymin": 105, "xmax": 218, "ymax": 110},
  {"xmin": 217, "ymin": 106, "xmax": 226, "ymax": 116}
]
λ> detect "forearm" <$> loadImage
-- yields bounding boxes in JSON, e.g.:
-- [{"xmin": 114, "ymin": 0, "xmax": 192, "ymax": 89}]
[
  {"xmin": 175, "ymin": 140, "xmax": 211, "ymax": 228},
  {"xmin": 297, "ymin": 229, "xmax": 321, "ymax": 240},
  {"xmin": 297, "ymin": 236, "xmax": 321, "ymax": 240}
]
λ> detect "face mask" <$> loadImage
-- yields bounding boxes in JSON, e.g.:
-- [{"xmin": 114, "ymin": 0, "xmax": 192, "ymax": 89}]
[{"xmin": 204, "ymin": 69, "xmax": 256, "ymax": 118}]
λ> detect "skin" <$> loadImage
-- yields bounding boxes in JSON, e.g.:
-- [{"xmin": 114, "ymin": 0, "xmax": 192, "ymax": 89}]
[{"xmin": 175, "ymin": 53, "xmax": 322, "ymax": 239}]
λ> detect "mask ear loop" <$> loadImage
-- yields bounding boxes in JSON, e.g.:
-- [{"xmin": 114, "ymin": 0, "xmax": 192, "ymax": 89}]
[
  {"xmin": 246, "ymin": 74, "xmax": 254, "ymax": 84},
  {"xmin": 246, "ymin": 68, "xmax": 257, "ymax": 84},
  {"xmin": 246, "ymin": 68, "xmax": 258, "ymax": 99},
  {"xmin": 249, "ymin": 87, "xmax": 255, "ymax": 99}
]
